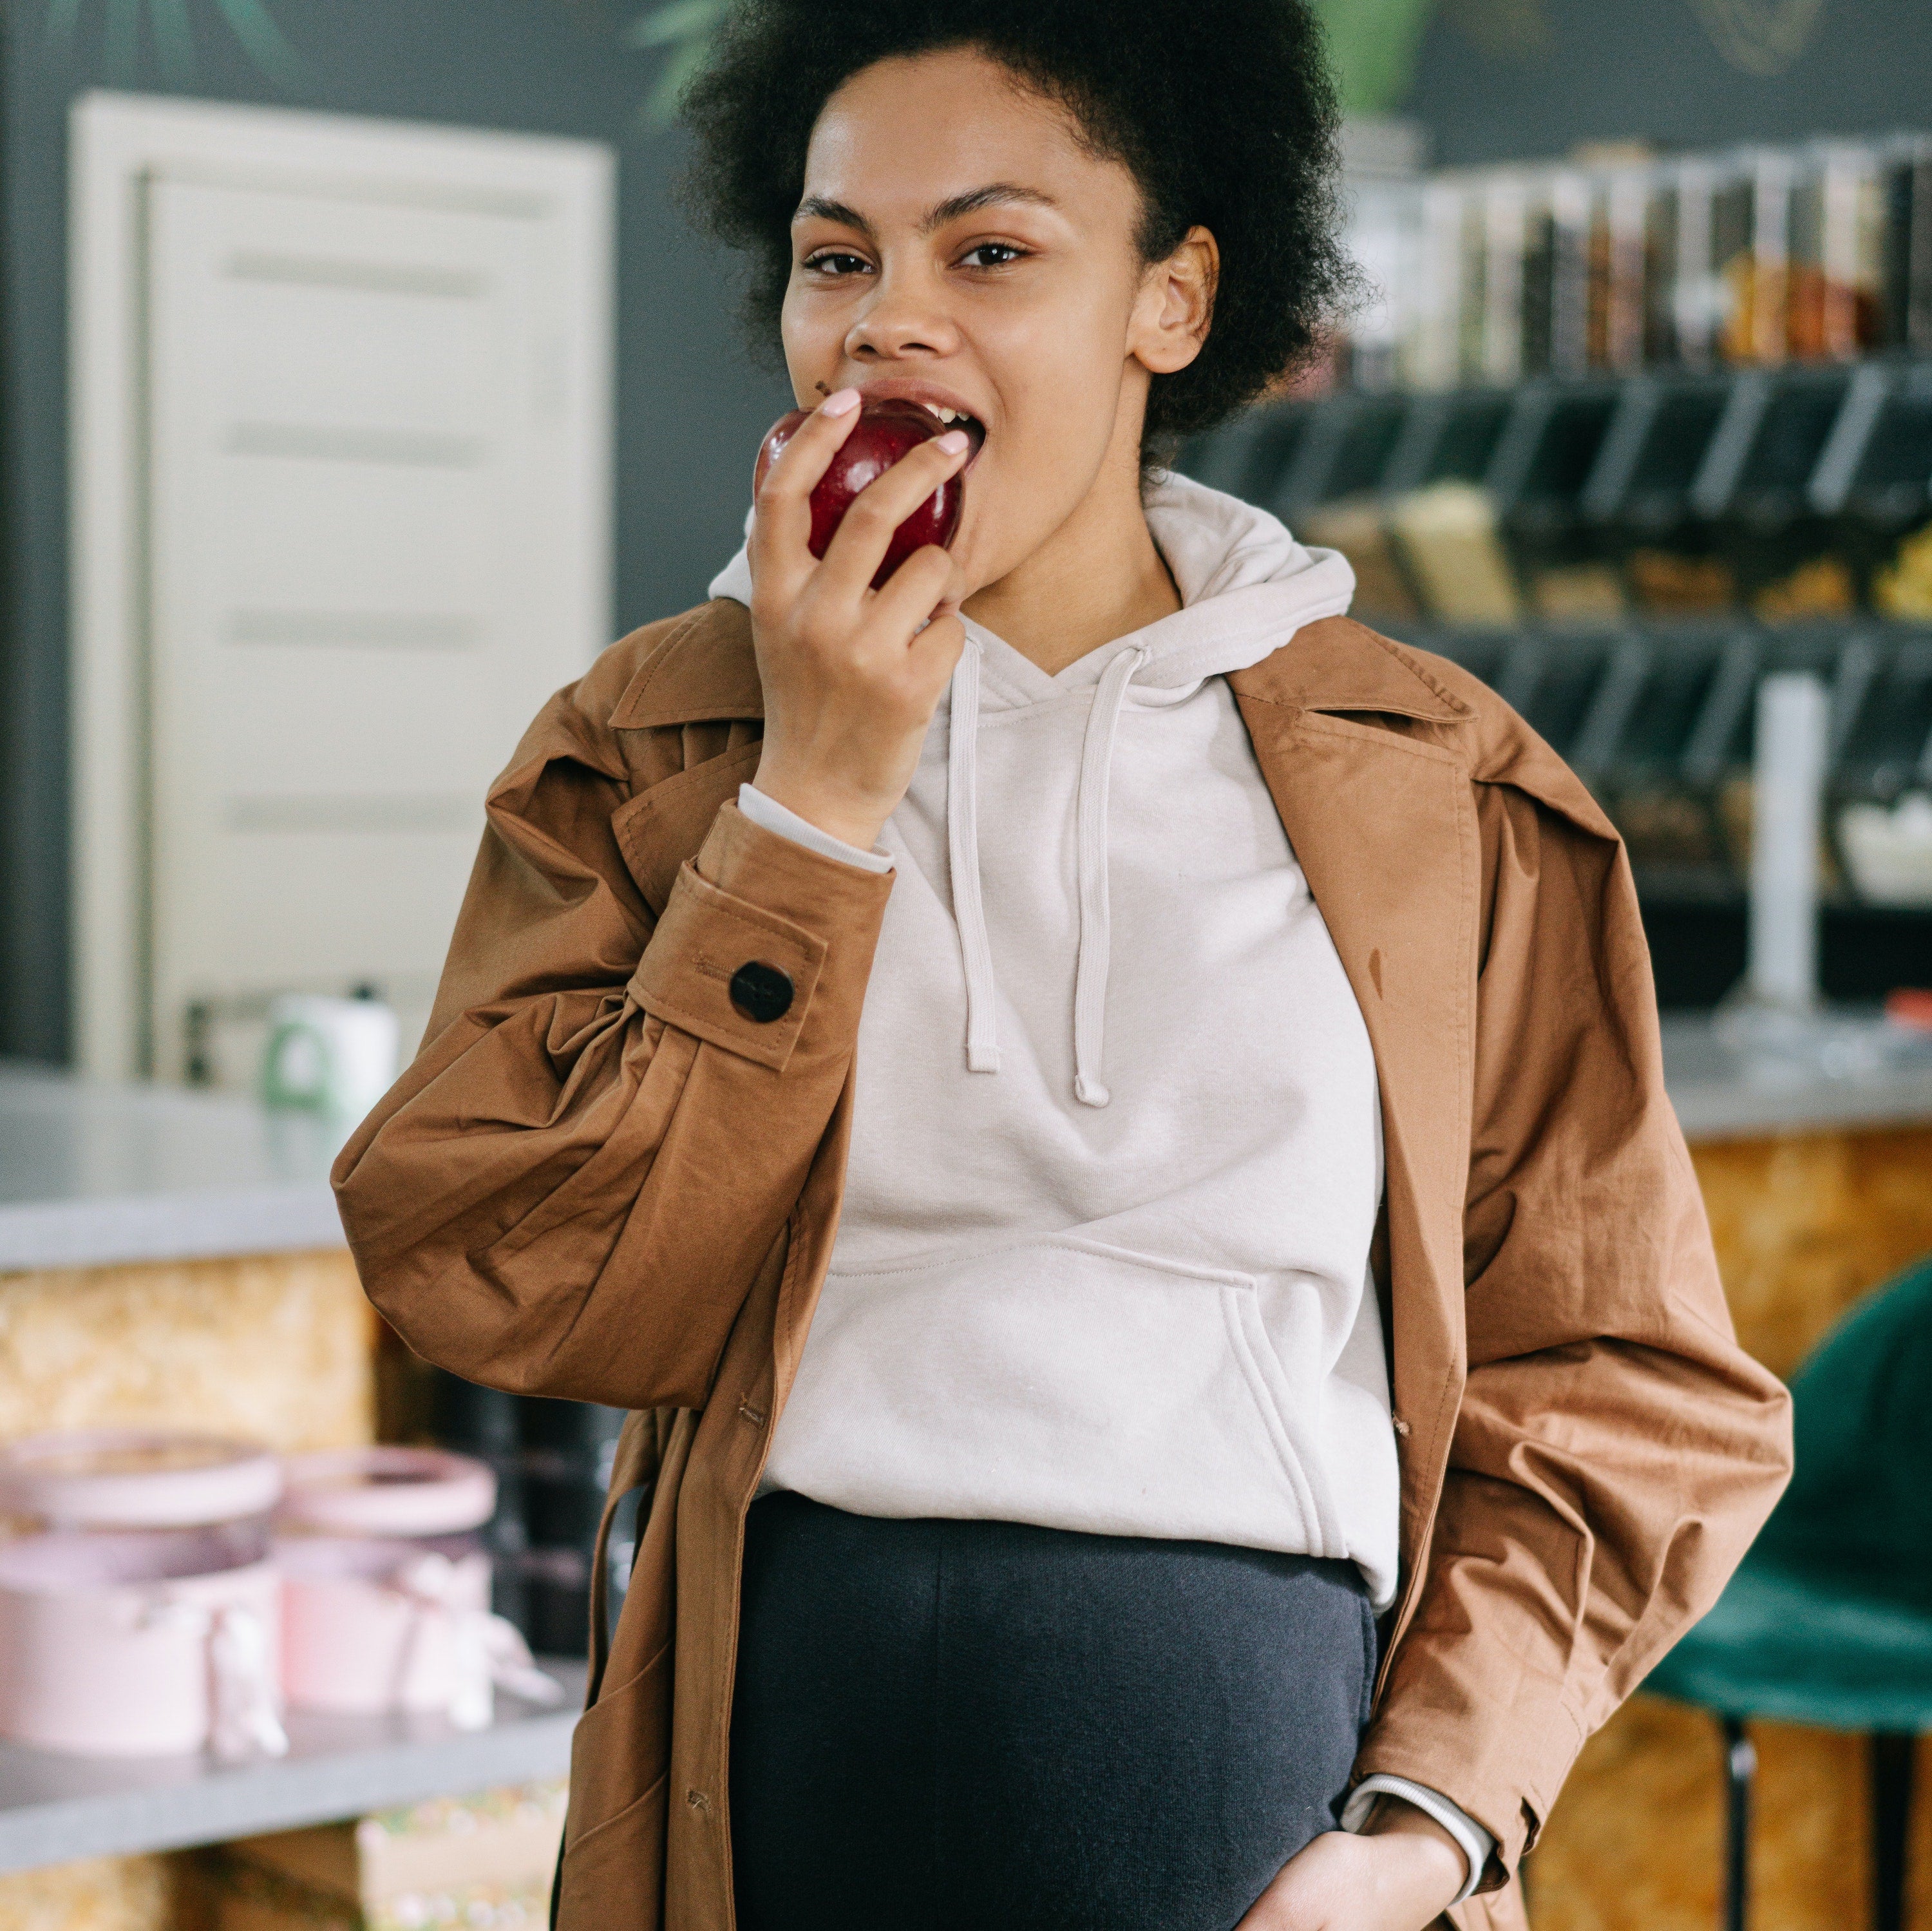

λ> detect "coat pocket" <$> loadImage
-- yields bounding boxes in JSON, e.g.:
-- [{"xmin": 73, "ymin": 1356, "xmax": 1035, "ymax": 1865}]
[
  {"xmin": 556, "ymin": 1769, "xmax": 669, "ymax": 1931},
  {"xmin": 565, "ymin": 1639, "xmax": 672, "ymax": 1852}
]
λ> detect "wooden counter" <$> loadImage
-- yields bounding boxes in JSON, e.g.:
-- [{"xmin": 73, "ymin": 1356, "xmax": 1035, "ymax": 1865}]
[{"xmin": 1531, "ymin": 1112, "xmax": 1932, "ymax": 1931}]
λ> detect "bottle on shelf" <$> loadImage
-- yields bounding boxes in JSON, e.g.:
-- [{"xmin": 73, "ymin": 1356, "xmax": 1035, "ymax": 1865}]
[
  {"xmin": 1881, "ymin": 132, "xmax": 1932, "ymax": 355},
  {"xmin": 1336, "ymin": 123, "xmax": 1932, "ymax": 383}
]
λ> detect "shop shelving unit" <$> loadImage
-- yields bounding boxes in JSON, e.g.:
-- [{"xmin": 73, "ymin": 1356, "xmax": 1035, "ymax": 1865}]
[{"xmin": 1180, "ymin": 360, "xmax": 1932, "ymax": 1005}]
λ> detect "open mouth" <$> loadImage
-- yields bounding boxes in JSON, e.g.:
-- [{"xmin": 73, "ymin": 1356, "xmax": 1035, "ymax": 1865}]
[{"xmin": 913, "ymin": 400, "xmax": 988, "ymax": 469}]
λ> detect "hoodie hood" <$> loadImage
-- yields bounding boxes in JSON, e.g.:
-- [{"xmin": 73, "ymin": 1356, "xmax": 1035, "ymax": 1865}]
[{"xmin": 713, "ymin": 471, "xmax": 1356, "ymax": 1107}]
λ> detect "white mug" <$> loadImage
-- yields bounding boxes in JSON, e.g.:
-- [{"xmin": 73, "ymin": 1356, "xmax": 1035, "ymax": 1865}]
[{"xmin": 261, "ymin": 994, "xmax": 400, "ymax": 1120}]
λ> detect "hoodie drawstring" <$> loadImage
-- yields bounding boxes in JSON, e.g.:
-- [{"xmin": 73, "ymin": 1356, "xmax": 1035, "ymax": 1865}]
[
  {"xmin": 947, "ymin": 639, "xmax": 1000, "ymax": 1074},
  {"xmin": 1072, "ymin": 645, "xmax": 1148, "ymax": 1107},
  {"xmin": 947, "ymin": 639, "xmax": 1149, "ymax": 1108}
]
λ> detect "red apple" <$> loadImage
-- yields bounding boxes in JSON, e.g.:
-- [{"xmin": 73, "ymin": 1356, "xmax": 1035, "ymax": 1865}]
[{"xmin": 753, "ymin": 398, "xmax": 969, "ymax": 589}]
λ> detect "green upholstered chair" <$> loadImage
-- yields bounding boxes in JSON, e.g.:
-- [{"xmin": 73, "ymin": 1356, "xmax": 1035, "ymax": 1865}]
[{"xmin": 1645, "ymin": 1253, "xmax": 1932, "ymax": 1931}]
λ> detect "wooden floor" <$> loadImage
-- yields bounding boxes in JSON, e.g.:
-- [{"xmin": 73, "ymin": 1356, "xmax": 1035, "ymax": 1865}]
[{"xmin": 1526, "ymin": 1124, "xmax": 1932, "ymax": 1931}]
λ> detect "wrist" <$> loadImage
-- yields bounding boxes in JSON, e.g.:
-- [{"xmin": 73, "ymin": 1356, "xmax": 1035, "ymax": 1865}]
[
  {"xmin": 1359, "ymin": 1798, "xmax": 1468, "ymax": 1912},
  {"xmin": 749, "ymin": 760, "xmax": 891, "ymax": 853}
]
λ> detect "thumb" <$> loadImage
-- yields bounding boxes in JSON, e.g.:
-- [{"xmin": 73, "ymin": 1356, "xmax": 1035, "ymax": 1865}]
[{"xmin": 907, "ymin": 609, "xmax": 966, "ymax": 685}]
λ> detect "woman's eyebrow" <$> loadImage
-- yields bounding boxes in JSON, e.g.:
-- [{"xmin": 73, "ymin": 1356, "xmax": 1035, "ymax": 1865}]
[
  {"xmin": 794, "ymin": 196, "xmax": 872, "ymax": 232},
  {"xmin": 791, "ymin": 185, "xmax": 1060, "ymax": 234},
  {"xmin": 922, "ymin": 184, "xmax": 1059, "ymax": 230}
]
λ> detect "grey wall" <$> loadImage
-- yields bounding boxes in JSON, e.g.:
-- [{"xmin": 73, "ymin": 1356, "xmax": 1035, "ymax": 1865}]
[
  {"xmin": 1406, "ymin": 0, "xmax": 1932, "ymax": 164},
  {"xmin": 0, "ymin": 0, "xmax": 791, "ymax": 1063}
]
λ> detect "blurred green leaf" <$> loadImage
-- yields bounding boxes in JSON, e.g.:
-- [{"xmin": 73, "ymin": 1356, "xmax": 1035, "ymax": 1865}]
[
  {"xmin": 1311, "ymin": 0, "xmax": 1444, "ymax": 113},
  {"xmin": 625, "ymin": 0, "xmax": 728, "ymax": 50},
  {"xmin": 625, "ymin": 0, "xmax": 729, "ymax": 128},
  {"xmin": 42, "ymin": 0, "xmax": 304, "ymax": 87},
  {"xmin": 210, "ymin": 0, "xmax": 305, "ymax": 87}
]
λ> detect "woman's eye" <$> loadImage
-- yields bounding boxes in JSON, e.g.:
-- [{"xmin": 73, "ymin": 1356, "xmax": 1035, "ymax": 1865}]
[
  {"xmin": 960, "ymin": 243, "xmax": 1027, "ymax": 269},
  {"xmin": 802, "ymin": 251, "xmax": 872, "ymax": 277}
]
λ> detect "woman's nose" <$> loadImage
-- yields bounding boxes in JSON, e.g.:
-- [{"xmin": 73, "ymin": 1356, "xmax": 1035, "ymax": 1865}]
[{"xmin": 845, "ymin": 266, "xmax": 958, "ymax": 362}]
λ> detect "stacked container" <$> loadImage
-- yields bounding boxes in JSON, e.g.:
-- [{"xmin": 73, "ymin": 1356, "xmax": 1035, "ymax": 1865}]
[
  {"xmin": 276, "ymin": 1445, "xmax": 559, "ymax": 1727},
  {"xmin": 0, "ymin": 1431, "xmax": 285, "ymax": 1756}
]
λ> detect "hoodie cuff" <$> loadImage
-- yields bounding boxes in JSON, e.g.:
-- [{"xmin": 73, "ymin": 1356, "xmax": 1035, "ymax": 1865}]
[
  {"xmin": 737, "ymin": 784, "xmax": 895, "ymax": 875},
  {"xmin": 1341, "ymin": 1777, "xmax": 1495, "ymax": 1907}
]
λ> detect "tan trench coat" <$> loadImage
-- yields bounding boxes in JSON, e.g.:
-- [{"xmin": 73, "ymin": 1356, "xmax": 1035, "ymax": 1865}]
[{"xmin": 334, "ymin": 601, "xmax": 1793, "ymax": 1931}]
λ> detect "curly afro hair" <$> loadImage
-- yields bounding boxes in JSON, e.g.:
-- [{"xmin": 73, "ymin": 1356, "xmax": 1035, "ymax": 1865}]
[{"xmin": 681, "ymin": 0, "xmax": 1356, "ymax": 456}]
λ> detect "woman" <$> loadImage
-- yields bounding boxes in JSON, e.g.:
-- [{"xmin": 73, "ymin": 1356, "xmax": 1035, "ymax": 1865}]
[{"xmin": 334, "ymin": 4, "xmax": 1793, "ymax": 1928}]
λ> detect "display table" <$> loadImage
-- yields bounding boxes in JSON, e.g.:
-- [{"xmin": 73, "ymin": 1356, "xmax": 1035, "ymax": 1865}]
[
  {"xmin": 0, "ymin": 1062, "xmax": 343, "ymax": 1272},
  {"xmin": 0, "ymin": 1666, "xmax": 582, "ymax": 1875},
  {"xmin": 0, "ymin": 1061, "xmax": 383, "ymax": 1923}
]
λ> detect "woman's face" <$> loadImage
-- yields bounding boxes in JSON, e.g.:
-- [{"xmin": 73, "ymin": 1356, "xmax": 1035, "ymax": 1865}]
[{"xmin": 781, "ymin": 48, "xmax": 1211, "ymax": 597}]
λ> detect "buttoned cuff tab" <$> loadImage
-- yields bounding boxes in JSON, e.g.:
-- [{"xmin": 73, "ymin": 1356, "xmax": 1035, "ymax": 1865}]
[
  {"xmin": 632, "ymin": 803, "xmax": 892, "ymax": 1073},
  {"xmin": 1341, "ymin": 1775, "xmax": 1495, "ymax": 1907},
  {"xmin": 737, "ymin": 784, "xmax": 894, "ymax": 875}
]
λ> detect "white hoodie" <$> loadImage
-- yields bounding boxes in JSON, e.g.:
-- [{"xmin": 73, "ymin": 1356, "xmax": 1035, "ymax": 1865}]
[{"xmin": 708, "ymin": 472, "xmax": 1399, "ymax": 1608}]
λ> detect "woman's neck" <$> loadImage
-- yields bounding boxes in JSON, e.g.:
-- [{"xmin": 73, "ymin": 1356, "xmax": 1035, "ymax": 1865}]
[{"xmin": 961, "ymin": 412, "xmax": 1180, "ymax": 678}]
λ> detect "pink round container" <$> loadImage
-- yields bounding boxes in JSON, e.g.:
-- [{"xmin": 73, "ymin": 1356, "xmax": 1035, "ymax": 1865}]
[
  {"xmin": 0, "ymin": 1528, "xmax": 279, "ymax": 1755},
  {"xmin": 277, "ymin": 1447, "xmax": 495, "ymax": 1539},
  {"xmin": 278, "ymin": 1536, "xmax": 493, "ymax": 1714},
  {"xmin": 276, "ymin": 1448, "xmax": 501, "ymax": 1717},
  {"xmin": 0, "ymin": 1430, "xmax": 281, "ymax": 1530}
]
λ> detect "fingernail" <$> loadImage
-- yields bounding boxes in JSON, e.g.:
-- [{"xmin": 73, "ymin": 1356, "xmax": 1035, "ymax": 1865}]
[
  {"xmin": 821, "ymin": 387, "xmax": 861, "ymax": 416},
  {"xmin": 936, "ymin": 429, "xmax": 969, "ymax": 453}
]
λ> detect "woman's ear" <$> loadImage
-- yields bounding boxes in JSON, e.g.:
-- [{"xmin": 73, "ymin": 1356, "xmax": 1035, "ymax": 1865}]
[{"xmin": 1130, "ymin": 225, "xmax": 1218, "ymax": 376}]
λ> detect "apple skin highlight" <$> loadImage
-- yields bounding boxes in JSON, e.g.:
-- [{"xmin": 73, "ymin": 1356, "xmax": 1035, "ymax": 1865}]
[{"xmin": 754, "ymin": 398, "xmax": 965, "ymax": 589}]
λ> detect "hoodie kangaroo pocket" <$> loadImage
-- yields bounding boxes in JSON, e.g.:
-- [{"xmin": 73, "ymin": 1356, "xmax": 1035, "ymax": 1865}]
[{"xmin": 764, "ymin": 1235, "xmax": 1341, "ymax": 1559}]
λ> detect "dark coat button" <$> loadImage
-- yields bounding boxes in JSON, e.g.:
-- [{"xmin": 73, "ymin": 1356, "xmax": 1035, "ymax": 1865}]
[{"xmin": 729, "ymin": 961, "xmax": 794, "ymax": 1023}]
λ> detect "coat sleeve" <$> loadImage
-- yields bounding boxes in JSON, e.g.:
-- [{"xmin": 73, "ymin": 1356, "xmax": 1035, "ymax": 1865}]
[
  {"xmin": 1356, "ymin": 779, "xmax": 1794, "ymax": 1884},
  {"xmin": 331, "ymin": 665, "xmax": 893, "ymax": 1411}
]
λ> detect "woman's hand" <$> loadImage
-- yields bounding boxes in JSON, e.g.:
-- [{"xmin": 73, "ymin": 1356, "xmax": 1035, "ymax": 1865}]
[
  {"xmin": 748, "ymin": 387, "xmax": 971, "ymax": 851},
  {"xmin": 1236, "ymin": 1803, "xmax": 1468, "ymax": 1931}
]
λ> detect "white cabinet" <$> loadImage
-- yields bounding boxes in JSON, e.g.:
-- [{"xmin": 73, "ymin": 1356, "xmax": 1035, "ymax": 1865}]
[{"xmin": 71, "ymin": 94, "xmax": 614, "ymax": 1083}]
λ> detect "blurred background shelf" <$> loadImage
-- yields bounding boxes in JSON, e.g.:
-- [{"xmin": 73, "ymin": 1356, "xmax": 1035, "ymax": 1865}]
[
  {"xmin": 1180, "ymin": 357, "xmax": 1932, "ymax": 1008},
  {"xmin": 0, "ymin": 1663, "xmax": 580, "ymax": 1876}
]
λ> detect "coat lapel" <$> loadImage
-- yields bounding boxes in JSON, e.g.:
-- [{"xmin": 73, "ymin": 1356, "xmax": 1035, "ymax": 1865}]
[{"xmin": 1230, "ymin": 618, "xmax": 1481, "ymax": 1649}]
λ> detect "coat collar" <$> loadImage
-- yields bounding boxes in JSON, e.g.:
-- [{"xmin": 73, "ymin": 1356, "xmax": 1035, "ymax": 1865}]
[
  {"xmin": 1228, "ymin": 615, "xmax": 1475, "ymax": 725},
  {"xmin": 609, "ymin": 602, "xmax": 762, "ymax": 728}
]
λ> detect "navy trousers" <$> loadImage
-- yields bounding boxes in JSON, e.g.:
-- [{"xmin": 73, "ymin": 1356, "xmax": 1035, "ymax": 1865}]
[{"xmin": 729, "ymin": 1491, "xmax": 1375, "ymax": 1931}]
